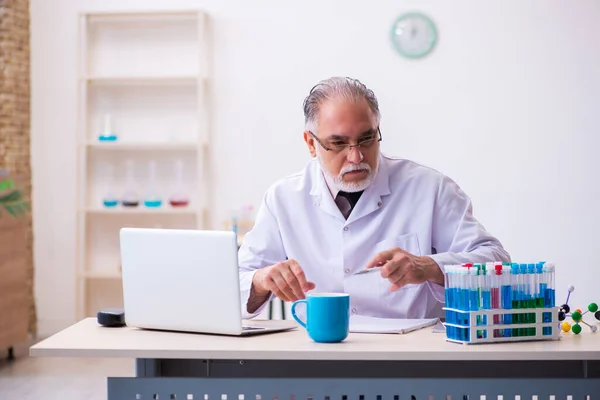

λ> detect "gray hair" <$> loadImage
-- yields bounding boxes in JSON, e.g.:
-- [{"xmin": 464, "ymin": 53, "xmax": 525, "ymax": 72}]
[{"xmin": 302, "ymin": 77, "xmax": 381, "ymax": 132}]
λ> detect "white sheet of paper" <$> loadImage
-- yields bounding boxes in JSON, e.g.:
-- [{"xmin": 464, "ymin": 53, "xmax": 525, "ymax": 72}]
[{"xmin": 349, "ymin": 315, "xmax": 440, "ymax": 334}]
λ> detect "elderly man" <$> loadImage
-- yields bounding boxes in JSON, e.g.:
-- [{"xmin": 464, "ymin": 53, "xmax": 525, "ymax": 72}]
[{"xmin": 238, "ymin": 76, "xmax": 510, "ymax": 319}]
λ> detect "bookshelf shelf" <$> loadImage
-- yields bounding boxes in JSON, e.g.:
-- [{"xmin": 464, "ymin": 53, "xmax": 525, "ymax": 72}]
[
  {"xmin": 83, "ymin": 207, "xmax": 199, "ymax": 215},
  {"xmin": 79, "ymin": 270, "xmax": 122, "ymax": 280},
  {"xmin": 84, "ymin": 142, "xmax": 199, "ymax": 151},
  {"xmin": 83, "ymin": 76, "xmax": 201, "ymax": 85}
]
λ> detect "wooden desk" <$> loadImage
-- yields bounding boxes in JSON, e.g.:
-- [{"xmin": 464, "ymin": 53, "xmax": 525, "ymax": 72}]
[{"xmin": 30, "ymin": 318, "xmax": 600, "ymax": 399}]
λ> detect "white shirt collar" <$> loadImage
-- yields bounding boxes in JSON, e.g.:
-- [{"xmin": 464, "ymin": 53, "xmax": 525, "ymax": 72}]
[{"xmin": 320, "ymin": 168, "xmax": 355, "ymax": 218}]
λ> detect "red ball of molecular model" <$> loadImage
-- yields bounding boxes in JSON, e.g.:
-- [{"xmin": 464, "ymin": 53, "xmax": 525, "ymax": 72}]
[{"xmin": 558, "ymin": 285, "xmax": 600, "ymax": 334}]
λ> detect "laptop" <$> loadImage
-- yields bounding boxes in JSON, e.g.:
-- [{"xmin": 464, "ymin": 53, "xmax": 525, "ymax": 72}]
[{"xmin": 119, "ymin": 227, "xmax": 296, "ymax": 336}]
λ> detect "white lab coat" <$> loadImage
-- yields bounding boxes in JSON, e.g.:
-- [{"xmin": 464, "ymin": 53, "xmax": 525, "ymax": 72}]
[{"xmin": 238, "ymin": 154, "xmax": 510, "ymax": 319}]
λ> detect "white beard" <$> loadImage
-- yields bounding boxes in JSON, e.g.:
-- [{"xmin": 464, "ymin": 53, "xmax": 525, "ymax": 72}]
[{"xmin": 316, "ymin": 148, "xmax": 377, "ymax": 193}]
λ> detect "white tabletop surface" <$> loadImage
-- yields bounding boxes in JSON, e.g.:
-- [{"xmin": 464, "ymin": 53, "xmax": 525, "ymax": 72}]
[{"xmin": 29, "ymin": 318, "xmax": 600, "ymax": 361}]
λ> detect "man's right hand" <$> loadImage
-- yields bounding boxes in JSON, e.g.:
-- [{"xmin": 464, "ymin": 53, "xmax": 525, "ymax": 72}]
[{"xmin": 252, "ymin": 259, "xmax": 315, "ymax": 302}]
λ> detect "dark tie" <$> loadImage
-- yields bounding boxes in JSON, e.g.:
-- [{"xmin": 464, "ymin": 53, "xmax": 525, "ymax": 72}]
[{"xmin": 335, "ymin": 190, "xmax": 364, "ymax": 218}]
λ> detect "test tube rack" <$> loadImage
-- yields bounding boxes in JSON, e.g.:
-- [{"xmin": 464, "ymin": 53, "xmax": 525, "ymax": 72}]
[
  {"xmin": 443, "ymin": 306, "xmax": 561, "ymax": 345},
  {"xmin": 443, "ymin": 261, "xmax": 559, "ymax": 345}
]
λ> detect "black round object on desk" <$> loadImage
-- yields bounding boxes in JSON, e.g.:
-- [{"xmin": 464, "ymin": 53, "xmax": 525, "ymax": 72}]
[
  {"xmin": 558, "ymin": 311, "xmax": 566, "ymax": 321},
  {"xmin": 97, "ymin": 307, "xmax": 126, "ymax": 327}
]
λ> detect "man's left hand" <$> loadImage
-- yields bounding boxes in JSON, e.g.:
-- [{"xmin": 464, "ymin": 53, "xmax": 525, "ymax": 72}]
[{"xmin": 364, "ymin": 247, "xmax": 444, "ymax": 291}]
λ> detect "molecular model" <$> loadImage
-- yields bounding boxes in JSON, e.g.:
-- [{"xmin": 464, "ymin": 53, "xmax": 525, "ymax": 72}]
[{"xmin": 559, "ymin": 285, "xmax": 600, "ymax": 334}]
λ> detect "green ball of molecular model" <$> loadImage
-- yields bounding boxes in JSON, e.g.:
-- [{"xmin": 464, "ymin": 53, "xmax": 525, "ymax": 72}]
[{"xmin": 558, "ymin": 286, "xmax": 599, "ymax": 334}]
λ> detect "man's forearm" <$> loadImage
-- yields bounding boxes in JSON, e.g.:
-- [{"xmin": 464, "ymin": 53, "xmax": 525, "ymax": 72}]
[{"xmin": 247, "ymin": 282, "xmax": 271, "ymax": 314}]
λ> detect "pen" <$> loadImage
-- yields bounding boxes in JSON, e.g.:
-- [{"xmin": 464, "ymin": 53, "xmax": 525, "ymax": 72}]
[{"xmin": 355, "ymin": 266, "xmax": 383, "ymax": 275}]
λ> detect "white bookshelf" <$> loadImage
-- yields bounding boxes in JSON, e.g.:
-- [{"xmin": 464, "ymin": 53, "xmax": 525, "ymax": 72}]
[{"xmin": 75, "ymin": 10, "xmax": 210, "ymax": 319}]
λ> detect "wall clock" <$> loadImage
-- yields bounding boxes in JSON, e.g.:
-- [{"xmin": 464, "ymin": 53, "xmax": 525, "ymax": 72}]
[{"xmin": 390, "ymin": 12, "xmax": 437, "ymax": 59}]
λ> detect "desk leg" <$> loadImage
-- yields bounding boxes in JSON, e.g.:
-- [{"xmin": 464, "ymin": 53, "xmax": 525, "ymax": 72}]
[{"xmin": 135, "ymin": 359, "xmax": 160, "ymax": 378}]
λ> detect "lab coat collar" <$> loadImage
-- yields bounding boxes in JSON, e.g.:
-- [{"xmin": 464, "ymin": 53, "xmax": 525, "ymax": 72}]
[
  {"xmin": 310, "ymin": 154, "xmax": 391, "ymax": 223},
  {"xmin": 321, "ymin": 166, "xmax": 341, "ymax": 199}
]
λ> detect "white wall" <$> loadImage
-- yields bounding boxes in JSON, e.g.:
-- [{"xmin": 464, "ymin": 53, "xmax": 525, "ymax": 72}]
[{"xmin": 30, "ymin": 0, "xmax": 600, "ymax": 335}]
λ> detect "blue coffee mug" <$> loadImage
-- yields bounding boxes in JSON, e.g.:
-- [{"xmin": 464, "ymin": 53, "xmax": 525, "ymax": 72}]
[{"xmin": 291, "ymin": 293, "xmax": 350, "ymax": 343}]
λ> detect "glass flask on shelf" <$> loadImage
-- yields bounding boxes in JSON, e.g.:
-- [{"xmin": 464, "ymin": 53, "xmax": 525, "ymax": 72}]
[
  {"xmin": 98, "ymin": 113, "xmax": 118, "ymax": 142},
  {"xmin": 121, "ymin": 159, "xmax": 140, "ymax": 207},
  {"xmin": 168, "ymin": 159, "xmax": 189, "ymax": 207},
  {"xmin": 143, "ymin": 160, "xmax": 162, "ymax": 208},
  {"xmin": 102, "ymin": 163, "xmax": 118, "ymax": 207}
]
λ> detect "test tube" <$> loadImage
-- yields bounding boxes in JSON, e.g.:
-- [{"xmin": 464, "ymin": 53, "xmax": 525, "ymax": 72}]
[
  {"xmin": 527, "ymin": 263, "xmax": 536, "ymax": 336},
  {"xmin": 502, "ymin": 263, "xmax": 512, "ymax": 337},
  {"xmin": 471, "ymin": 264, "xmax": 480, "ymax": 313},
  {"xmin": 463, "ymin": 266, "xmax": 476, "ymax": 340},
  {"xmin": 511, "ymin": 263, "xmax": 520, "ymax": 337},
  {"xmin": 470, "ymin": 265, "xmax": 482, "ymax": 339},
  {"xmin": 547, "ymin": 263, "xmax": 556, "ymax": 336},
  {"xmin": 444, "ymin": 265, "xmax": 452, "ymax": 340},
  {"xmin": 443, "ymin": 265, "xmax": 451, "ymax": 339},
  {"xmin": 444, "ymin": 265, "xmax": 450, "ymax": 309},
  {"xmin": 536, "ymin": 262, "xmax": 545, "ymax": 308},
  {"xmin": 538, "ymin": 262, "xmax": 550, "ymax": 335},
  {"xmin": 548, "ymin": 263, "xmax": 556, "ymax": 335},
  {"xmin": 445, "ymin": 265, "xmax": 456, "ymax": 339},
  {"xmin": 483, "ymin": 263, "xmax": 491, "ymax": 311},
  {"xmin": 492, "ymin": 263, "xmax": 502, "ymax": 337},
  {"xmin": 481, "ymin": 264, "xmax": 492, "ymax": 338},
  {"xmin": 454, "ymin": 265, "xmax": 463, "ymax": 340},
  {"xmin": 450, "ymin": 265, "xmax": 457, "ymax": 309},
  {"xmin": 520, "ymin": 264, "xmax": 530, "ymax": 336},
  {"xmin": 460, "ymin": 265, "xmax": 470, "ymax": 341},
  {"xmin": 546, "ymin": 263, "xmax": 556, "ymax": 308}
]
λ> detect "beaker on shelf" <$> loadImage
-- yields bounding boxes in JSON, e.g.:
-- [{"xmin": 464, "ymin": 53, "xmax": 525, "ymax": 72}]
[
  {"xmin": 102, "ymin": 163, "xmax": 119, "ymax": 207},
  {"xmin": 98, "ymin": 114, "xmax": 118, "ymax": 142},
  {"xmin": 103, "ymin": 196, "xmax": 118, "ymax": 208},
  {"xmin": 143, "ymin": 160, "xmax": 162, "ymax": 208},
  {"xmin": 121, "ymin": 160, "xmax": 140, "ymax": 207},
  {"xmin": 168, "ymin": 159, "xmax": 189, "ymax": 207}
]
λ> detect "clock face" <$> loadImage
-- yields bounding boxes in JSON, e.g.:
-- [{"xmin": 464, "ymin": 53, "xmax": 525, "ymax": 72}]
[{"xmin": 390, "ymin": 12, "xmax": 437, "ymax": 59}]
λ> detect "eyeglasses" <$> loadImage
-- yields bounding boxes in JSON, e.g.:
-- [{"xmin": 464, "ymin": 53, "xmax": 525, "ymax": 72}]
[{"xmin": 309, "ymin": 127, "xmax": 382, "ymax": 154}]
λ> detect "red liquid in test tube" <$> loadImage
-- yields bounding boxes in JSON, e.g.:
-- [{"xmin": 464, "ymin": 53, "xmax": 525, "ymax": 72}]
[{"xmin": 492, "ymin": 263, "xmax": 502, "ymax": 337}]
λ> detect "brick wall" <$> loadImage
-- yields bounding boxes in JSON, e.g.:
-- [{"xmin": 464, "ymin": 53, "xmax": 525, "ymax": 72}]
[{"xmin": 0, "ymin": 0, "xmax": 36, "ymax": 336}]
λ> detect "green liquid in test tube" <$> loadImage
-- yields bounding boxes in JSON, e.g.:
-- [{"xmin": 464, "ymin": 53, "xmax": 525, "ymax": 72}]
[{"xmin": 511, "ymin": 263, "xmax": 520, "ymax": 337}]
